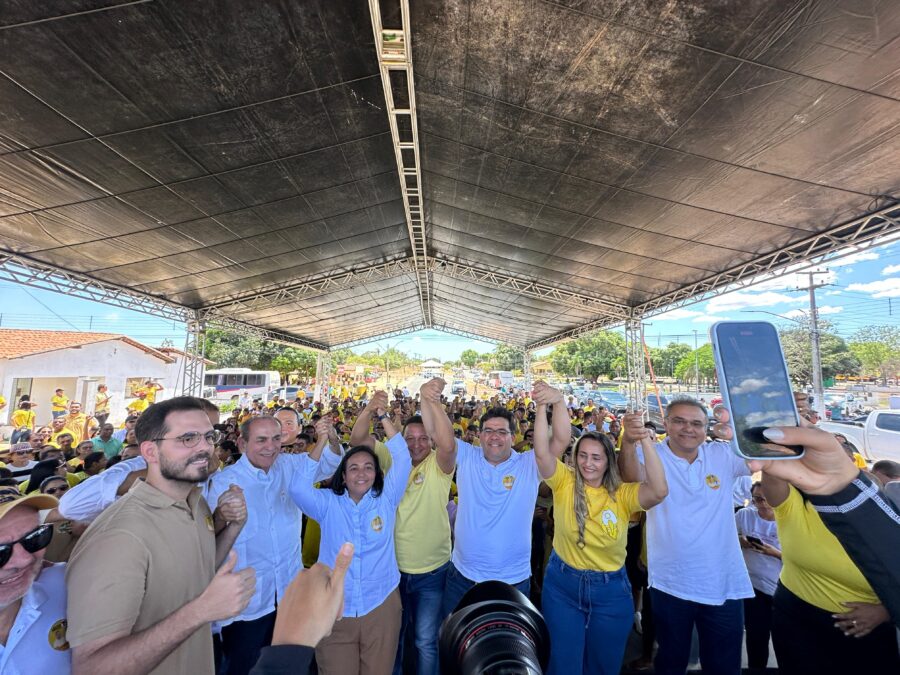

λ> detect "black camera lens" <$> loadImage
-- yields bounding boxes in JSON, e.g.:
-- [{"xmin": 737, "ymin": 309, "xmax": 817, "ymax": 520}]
[{"xmin": 439, "ymin": 581, "xmax": 549, "ymax": 675}]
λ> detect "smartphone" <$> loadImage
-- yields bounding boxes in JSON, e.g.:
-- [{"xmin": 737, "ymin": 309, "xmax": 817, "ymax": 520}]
[
  {"xmin": 745, "ymin": 535, "xmax": 764, "ymax": 547},
  {"xmin": 710, "ymin": 321, "xmax": 804, "ymax": 459}
]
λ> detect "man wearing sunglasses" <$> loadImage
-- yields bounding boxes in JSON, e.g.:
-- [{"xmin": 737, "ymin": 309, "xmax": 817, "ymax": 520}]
[
  {"xmin": 0, "ymin": 488, "xmax": 70, "ymax": 673},
  {"xmin": 65, "ymin": 396, "xmax": 254, "ymax": 674}
]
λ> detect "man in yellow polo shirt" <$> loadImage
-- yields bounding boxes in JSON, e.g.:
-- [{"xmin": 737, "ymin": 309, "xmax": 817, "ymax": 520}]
[
  {"xmin": 126, "ymin": 391, "xmax": 150, "ymax": 415},
  {"xmin": 350, "ymin": 386, "xmax": 455, "ymax": 675},
  {"xmin": 51, "ymin": 388, "xmax": 69, "ymax": 419},
  {"xmin": 62, "ymin": 401, "xmax": 92, "ymax": 444},
  {"xmin": 138, "ymin": 380, "xmax": 163, "ymax": 403}
]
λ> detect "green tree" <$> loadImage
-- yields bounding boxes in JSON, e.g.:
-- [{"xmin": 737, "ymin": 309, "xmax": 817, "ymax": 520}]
[
  {"xmin": 548, "ymin": 331, "xmax": 625, "ymax": 380},
  {"xmin": 650, "ymin": 342, "xmax": 693, "ymax": 378},
  {"xmin": 270, "ymin": 348, "xmax": 317, "ymax": 378},
  {"xmin": 459, "ymin": 349, "xmax": 479, "ymax": 368},
  {"xmin": 849, "ymin": 326, "xmax": 900, "ymax": 384},
  {"xmin": 674, "ymin": 343, "xmax": 717, "ymax": 385},
  {"xmin": 779, "ymin": 320, "xmax": 860, "ymax": 386},
  {"xmin": 204, "ymin": 329, "xmax": 281, "ymax": 370},
  {"xmin": 491, "ymin": 344, "xmax": 525, "ymax": 371}
]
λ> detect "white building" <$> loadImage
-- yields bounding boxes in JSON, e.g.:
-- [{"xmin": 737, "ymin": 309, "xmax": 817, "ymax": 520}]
[{"xmin": 0, "ymin": 329, "xmax": 200, "ymax": 431}]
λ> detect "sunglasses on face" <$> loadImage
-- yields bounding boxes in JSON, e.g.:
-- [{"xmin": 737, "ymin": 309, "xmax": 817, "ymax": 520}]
[
  {"xmin": 44, "ymin": 485, "xmax": 69, "ymax": 496},
  {"xmin": 0, "ymin": 524, "xmax": 53, "ymax": 568}
]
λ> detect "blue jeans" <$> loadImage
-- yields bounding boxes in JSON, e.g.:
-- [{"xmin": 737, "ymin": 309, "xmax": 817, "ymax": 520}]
[
  {"xmin": 393, "ymin": 561, "xmax": 449, "ymax": 675},
  {"xmin": 651, "ymin": 588, "xmax": 744, "ymax": 675},
  {"xmin": 441, "ymin": 561, "xmax": 530, "ymax": 618},
  {"xmin": 542, "ymin": 551, "xmax": 633, "ymax": 675}
]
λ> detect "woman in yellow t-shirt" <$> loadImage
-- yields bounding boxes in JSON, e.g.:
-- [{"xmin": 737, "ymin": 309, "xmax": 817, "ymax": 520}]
[
  {"xmin": 533, "ymin": 383, "xmax": 668, "ymax": 675},
  {"xmin": 9, "ymin": 402, "xmax": 36, "ymax": 444},
  {"xmin": 764, "ymin": 471, "xmax": 899, "ymax": 673}
]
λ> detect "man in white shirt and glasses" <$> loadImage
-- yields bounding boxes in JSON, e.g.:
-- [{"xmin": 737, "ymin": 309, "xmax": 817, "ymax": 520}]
[
  {"xmin": 207, "ymin": 414, "xmax": 343, "ymax": 675},
  {"xmin": 422, "ymin": 379, "xmax": 570, "ymax": 617}
]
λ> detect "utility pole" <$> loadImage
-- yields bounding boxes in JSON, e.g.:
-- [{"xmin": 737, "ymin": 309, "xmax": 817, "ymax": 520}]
[
  {"xmin": 800, "ymin": 271, "xmax": 829, "ymax": 418},
  {"xmin": 692, "ymin": 329, "xmax": 700, "ymax": 396}
]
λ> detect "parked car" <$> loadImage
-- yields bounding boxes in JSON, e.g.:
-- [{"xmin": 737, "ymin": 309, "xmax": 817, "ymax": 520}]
[
  {"xmin": 646, "ymin": 394, "xmax": 670, "ymax": 432},
  {"xmin": 451, "ymin": 380, "xmax": 467, "ymax": 396},
  {"xmin": 594, "ymin": 391, "xmax": 630, "ymax": 415},
  {"xmin": 820, "ymin": 410, "xmax": 900, "ymax": 463}
]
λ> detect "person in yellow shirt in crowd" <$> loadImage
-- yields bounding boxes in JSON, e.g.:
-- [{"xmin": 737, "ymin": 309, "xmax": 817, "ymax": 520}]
[
  {"xmin": 0, "ymin": 394, "xmax": 6, "ymax": 416},
  {"xmin": 139, "ymin": 379, "xmax": 163, "ymax": 403},
  {"xmin": 350, "ymin": 385, "xmax": 456, "ymax": 675},
  {"xmin": 62, "ymin": 401, "xmax": 92, "ymax": 445},
  {"xmin": 762, "ymin": 456, "xmax": 899, "ymax": 673},
  {"xmin": 532, "ymin": 383, "xmax": 668, "ymax": 675},
  {"xmin": 126, "ymin": 391, "xmax": 149, "ymax": 415},
  {"xmin": 93, "ymin": 384, "xmax": 111, "ymax": 427},
  {"xmin": 51, "ymin": 388, "xmax": 69, "ymax": 419},
  {"xmin": 9, "ymin": 401, "xmax": 36, "ymax": 444}
]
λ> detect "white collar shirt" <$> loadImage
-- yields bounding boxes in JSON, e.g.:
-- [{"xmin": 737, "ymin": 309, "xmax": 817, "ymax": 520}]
[
  {"xmin": 207, "ymin": 449, "xmax": 342, "ymax": 624},
  {"xmin": 452, "ymin": 439, "xmax": 540, "ymax": 584},
  {"xmin": 57, "ymin": 456, "xmax": 147, "ymax": 522},
  {"xmin": 734, "ymin": 506, "xmax": 782, "ymax": 596},
  {"xmin": 639, "ymin": 439, "xmax": 753, "ymax": 604},
  {"xmin": 0, "ymin": 564, "xmax": 70, "ymax": 674},
  {"xmin": 290, "ymin": 434, "xmax": 412, "ymax": 618}
]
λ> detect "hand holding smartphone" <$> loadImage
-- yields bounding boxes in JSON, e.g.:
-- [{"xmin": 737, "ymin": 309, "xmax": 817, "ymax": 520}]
[{"xmin": 710, "ymin": 321, "xmax": 804, "ymax": 460}]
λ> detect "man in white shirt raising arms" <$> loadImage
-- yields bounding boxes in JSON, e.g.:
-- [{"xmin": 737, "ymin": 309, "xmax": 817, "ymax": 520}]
[
  {"xmin": 422, "ymin": 379, "xmax": 570, "ymax": 617},
  {"xmin": 619, "ymin": 396, "xmax": 752, "ymax": 675}
]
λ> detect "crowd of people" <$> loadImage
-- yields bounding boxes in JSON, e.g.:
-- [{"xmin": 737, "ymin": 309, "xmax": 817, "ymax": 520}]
[{"xmin": 0, "ymin": 377, "xmax": 897, "ymax": 675}]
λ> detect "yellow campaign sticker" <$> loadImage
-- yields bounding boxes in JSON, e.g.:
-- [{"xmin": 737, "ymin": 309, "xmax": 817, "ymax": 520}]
[
  {"xmin": 48, "ymin": 618, "xmax": 69, "ymax": 651},
  {"xmin": 502, "ymin": 475, "xmax": 515, "ymax": 490},
  {"xmin": 371, "ymin": 516, "xmax": 384, "ymax": 532},
  {"xmin": 705, "ymin": 474, "xmax": 721, "ymax": 490}
]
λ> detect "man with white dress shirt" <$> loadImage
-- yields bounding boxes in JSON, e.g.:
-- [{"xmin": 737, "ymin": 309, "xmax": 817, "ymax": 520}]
[
  {"xmin": 206, "ymin": 414, "xmax": 342, "ymax": 675},
  {"xmin": 619, "ymin": 396, "xmax": 752, "ymax": 675},
  {"xmin": 423, "ymin": 380, "xmax": 570, "ymax": 617}
]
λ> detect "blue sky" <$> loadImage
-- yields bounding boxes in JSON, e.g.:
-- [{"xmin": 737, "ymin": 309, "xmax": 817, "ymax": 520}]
[{"xmin": 2, "ymin": 238, "xmax": 899, "ymax": 362}]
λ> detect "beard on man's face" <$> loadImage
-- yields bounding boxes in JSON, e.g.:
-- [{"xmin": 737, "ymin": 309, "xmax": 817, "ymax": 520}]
[{"xmin": 159, "ymin": 449, "xmax": 212, "ymax": 483}]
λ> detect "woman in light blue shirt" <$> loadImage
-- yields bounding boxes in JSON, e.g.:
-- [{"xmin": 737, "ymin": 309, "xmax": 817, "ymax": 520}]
[{"xmin": 290, "ymin": 396, "xmax": 411, "ymax": 675}]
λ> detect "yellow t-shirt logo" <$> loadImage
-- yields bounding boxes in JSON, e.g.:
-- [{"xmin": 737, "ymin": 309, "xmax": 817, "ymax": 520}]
[
  {"xmin": 413, "ymin": 472, "xmax": 425, "ymax": 485},
  {"xmin": 600, "ymin": 509, "xmax": 619, "ymax": 539}
]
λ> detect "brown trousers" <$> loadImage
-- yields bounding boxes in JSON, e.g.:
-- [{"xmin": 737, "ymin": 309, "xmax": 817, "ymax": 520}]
[{"xmin": 316, "ymin": 588, "xmax": 402, "ymax": 675}]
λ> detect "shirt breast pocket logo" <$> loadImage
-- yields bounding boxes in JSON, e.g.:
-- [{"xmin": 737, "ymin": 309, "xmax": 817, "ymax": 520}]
[
  {"xmin": 371, "ymin": 516, "xmax": 384, "ymax": 532},
  {"xmin": 502, "ymin": 475, "xmax": 515, "ymax": 490},
  {"xmin": 705, "ymin": 474, "xmax": 721, "ymax": 490},
  {"xmin": 48, "ymin": 619, "xmax": 69, "ymax": 651},
  {"xmin": 413, "ymin": 472, "xmax": 425, "ymax": 486}
]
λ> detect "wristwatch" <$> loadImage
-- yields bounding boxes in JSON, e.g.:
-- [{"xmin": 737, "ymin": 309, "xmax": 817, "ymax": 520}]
[{"xmin": 374, "ymin": 413, "xmax": 389, "ymax": 421}]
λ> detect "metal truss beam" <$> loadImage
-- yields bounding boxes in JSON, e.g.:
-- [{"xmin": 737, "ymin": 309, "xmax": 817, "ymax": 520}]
[
  {"xmin": 179, "ymin": 315, "xmax": 207, "ymax": 396},
  {"xmin": 526, "ymin": 314, "xmax": 625, "ymax": 350},
  {"xmin": 636, "ymin": 203, "xmax": 900, "ymax": 317},
  {"xmin": 314, "ymin": 352, "xmax": 332, "ymax": 403},
  {"xmin": 200, "ymin": 257, "xmax": 416, "ymax": 318},
  {"xmin": 368, "ymin": 0, "xmax": 432, "ymax": 326},
  {"xmin": 207, "ymin": 316, "xmax": 327, "ymax": 352},
  {"xmin": 624, "ymin": 320, "xmax": 647, "ymax": 417},
  {"xmin": 523, "ymin": 350, "xmax": 533, "ymax": 390},
  {"xmin": 330, "ymin": 323, "xmax": 426, "ymax": 350},
  {"xmin": 431, "ymin": 323, "xmax": 503, "ymax": 345},
  {"xmin": 0, "ymin": 252, "xmax": 192, "ymax": 323},
  {"xmin": 429, "ymin": 258, "xmax": 630, "ymax": 319}
]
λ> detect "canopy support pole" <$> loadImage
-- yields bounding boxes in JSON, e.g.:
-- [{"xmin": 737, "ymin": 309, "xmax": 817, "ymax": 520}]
[
  {"xmin": 180, "ymin": 314, "xmax": 207, "ymax": 397},
  {"xmin": 625, "ymin": 318, "xmax": 646, "ymax": 419}
]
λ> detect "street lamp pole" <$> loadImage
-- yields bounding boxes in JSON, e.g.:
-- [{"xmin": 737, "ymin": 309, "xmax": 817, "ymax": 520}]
[{"xmin": 692, "ymin": 329, "xmax": 700, "ymax": 396}]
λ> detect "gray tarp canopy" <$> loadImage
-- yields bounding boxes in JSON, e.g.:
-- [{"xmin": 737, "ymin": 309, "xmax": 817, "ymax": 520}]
[{"xmin": 1, "ymin": 1, "xmax": 898, "ymax": 351}]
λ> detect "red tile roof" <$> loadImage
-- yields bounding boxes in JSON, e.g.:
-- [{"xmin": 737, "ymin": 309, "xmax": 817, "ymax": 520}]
[{"xmin": 0, "ymin": 329, "xmax": 175, "ymax": 363}]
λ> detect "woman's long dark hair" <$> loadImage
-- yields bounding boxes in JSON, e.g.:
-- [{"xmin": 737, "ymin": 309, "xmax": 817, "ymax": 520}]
[
  {"xmin": 24, "ymin": 459, "xmax": 64, "ymax": 495},
  {"xmin": 330, "ymin": 445, "xmax": 384, "ymax": 498}
]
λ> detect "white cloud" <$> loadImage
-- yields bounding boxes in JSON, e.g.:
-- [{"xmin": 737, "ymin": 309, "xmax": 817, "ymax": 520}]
[
  {"xmin": 830, "ymin": 250, "xmax": 879, "ymax": 267},
  {"xmin": 706, "ymin": 291, "xmax": 805, "ymax": 313},
  {"xmin": 691, "ymin": 314, "xmax": 730, "ymax": 323},
  {"xmin": 846, "ymin": 278, "xmax": 900, "ymax": 298},
  {"xmin": 818, "ymin": 305, "xmax": 843, "ymax": 315},
  {"xmin": 782, "ymin": 309, "xmax": 807, "ymax": 319},
  {"xmin": 748, "ymin": 270, "xmax": 837, "ymax": 292},
  {"xmin": 654, "ymin": 308, "xmax": 704, "ymax": 322},
  {"xmin": 882, "ymin": 264, "xmax": 900, "ymax": 276},
  {"xmin": 732, "ymin": 378, "xmax": 768, "ymax": 395}
]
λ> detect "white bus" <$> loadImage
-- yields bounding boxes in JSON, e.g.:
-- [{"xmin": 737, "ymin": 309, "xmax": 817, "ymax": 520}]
[
  {"xmin": 487, "ymin": 370, "xmax": 514, "ymax": 389},
  {"xmin": 202, "ymin": 368, "xmax": 282, "ymax": 402}
]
